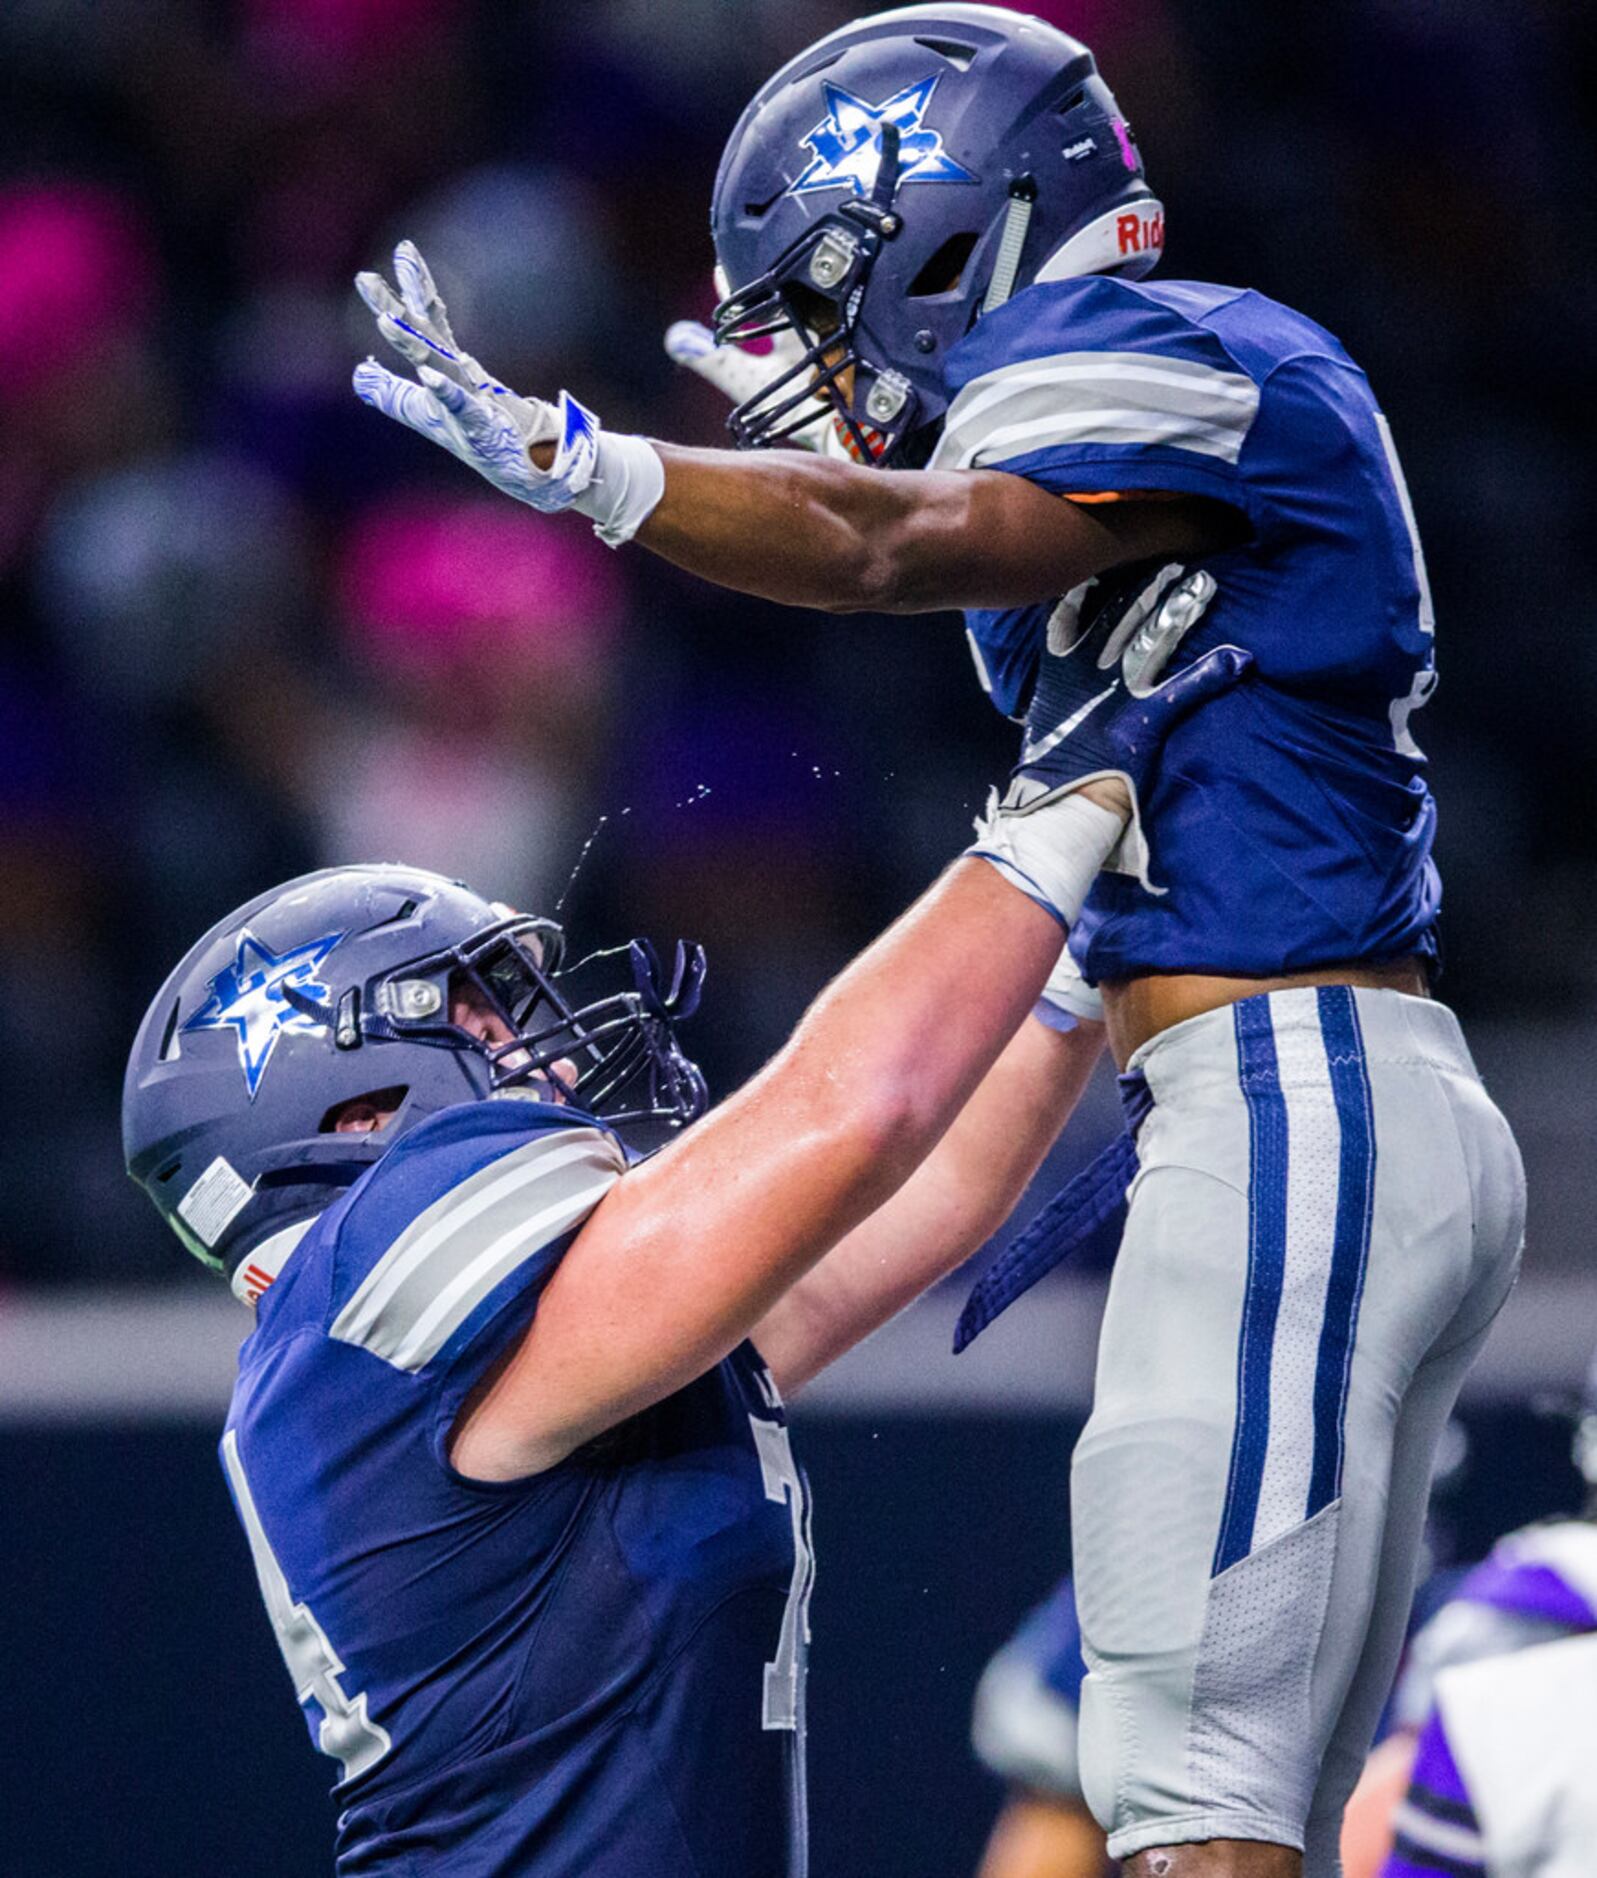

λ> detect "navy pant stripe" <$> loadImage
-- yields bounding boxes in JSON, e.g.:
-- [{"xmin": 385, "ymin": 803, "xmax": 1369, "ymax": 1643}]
[
  {"xmin": 1213, "ymin": 996, "xmax": 1291, "ymax": 1576},
  {"xmin": 1307, "ymin": 985, "xmax": 1377, "ymax": 1517}
]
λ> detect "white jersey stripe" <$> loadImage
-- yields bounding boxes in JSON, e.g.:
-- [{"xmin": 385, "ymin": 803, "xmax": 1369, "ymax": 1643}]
[
  {"xmin": 1389, "ymin": 1801, "xmax": 1485, "ymax": 1862},
  {"xmin": 332, "ymin": 1130, "xmax": 614, "ymax": 1342},
  {"xmin": 931, "ymin": 349, "xmax": 1260, "ymax": 472},
  {"xmin": 941, "ymin": 408, "xmax": 1250, "ymax": 471},
  {"xmin": 943, "ymin": 355, "xmax": 1259, "ymax": 438},
  {"xmin": 388, "ymin": 1173, "xmax": 619, "ymax": 1370},
  {"xmin": 330, "ymin": 1128, "xmax": 624, "ymax": 1368},
  {"xmin": 1253, "ymin": 989, "xmax": 1338, "ymax": 1549}
]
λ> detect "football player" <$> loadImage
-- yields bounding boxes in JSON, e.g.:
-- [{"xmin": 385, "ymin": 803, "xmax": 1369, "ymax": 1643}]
[
  {"xmin": 350, "ymin": 10, "xmax": 1527, "ymax": 1872},
  {"xmin": 122, "ymin": 632, "xmax": 1243, "ymax": 1876},
  {"xmin": 1339, "ymin": 1375, "xmax": 1597, "ymax": 1876},
  {"xmin": 970, "ymin": 1573, "xmax": 1111, "ymax": 1878}
]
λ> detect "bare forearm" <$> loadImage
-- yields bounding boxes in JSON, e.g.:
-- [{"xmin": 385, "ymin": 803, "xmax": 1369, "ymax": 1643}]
[
  {"xmin": 754, "ymin": 1015, "xmax": 1105, "ymax": 1392},
  {"xmin": 481, "ymin": 861, "xmax": 1067, "ymax": 1463},
  {"xmin": 634, "ymin": 442, "xmax": 1224, "ymax": 614}
]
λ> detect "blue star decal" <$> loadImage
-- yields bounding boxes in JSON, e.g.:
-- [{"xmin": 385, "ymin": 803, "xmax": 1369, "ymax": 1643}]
[
  {"xmin": 183, "ymin": 928, "xmax": 345, "ymax": 1100},
  {"xmin": 787, "ymin": 76, "xmax": 976, "ymax": 199}
]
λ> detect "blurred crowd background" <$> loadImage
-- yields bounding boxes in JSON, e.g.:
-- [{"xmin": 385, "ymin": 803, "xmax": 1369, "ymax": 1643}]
[
  {"xmin": 1, "ymin": 0, "xmax": 1594, "ymax": 1294},
  {"xmin": 3, "ymin": 5, "xmax": 1595, "ymax": 1872}
]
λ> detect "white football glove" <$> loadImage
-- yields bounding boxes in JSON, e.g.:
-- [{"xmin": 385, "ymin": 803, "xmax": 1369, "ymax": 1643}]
[
  {"xmin": 663, "ymin": 317, "xmax": 834, "ymax": 453},
  {"xmin": 353, "ymin": 241, "xmax": 663, "ymax": 544}
]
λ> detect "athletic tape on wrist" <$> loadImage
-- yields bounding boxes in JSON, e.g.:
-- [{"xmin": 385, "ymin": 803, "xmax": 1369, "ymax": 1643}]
[
  {"xmin": 576, "ymin": 432, "xmax": 666, "ymax": 547},
  {"xmin": 968, "ymin": 790, "xmax": 1124, "ymax": 928}
]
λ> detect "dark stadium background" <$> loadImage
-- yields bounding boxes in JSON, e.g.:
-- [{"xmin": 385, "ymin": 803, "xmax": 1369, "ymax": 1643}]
[{"xmin": 0, "ymin": 2, "xmax": 1592, "ymax": 1872}]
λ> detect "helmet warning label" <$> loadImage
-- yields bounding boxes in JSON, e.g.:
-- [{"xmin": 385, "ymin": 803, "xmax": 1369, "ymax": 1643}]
[{"xmin": 178, "ymin": 1155, "xmax": 254, "ymax": 1249}]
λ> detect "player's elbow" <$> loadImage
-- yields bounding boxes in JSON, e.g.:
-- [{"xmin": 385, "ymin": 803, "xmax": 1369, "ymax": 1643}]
[{"xmin": 809, "ymin": 540, "xmax": 906, "ymax": 615}]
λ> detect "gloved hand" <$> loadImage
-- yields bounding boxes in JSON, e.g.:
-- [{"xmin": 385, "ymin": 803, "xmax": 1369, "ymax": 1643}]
[
  {"xmin": 970, "ymin": 568, "xmax": 1252, "ymax": 922},
  {"xmin": 664, "ymin": 317, "xmax": 833, "ymax": 452},
  {"xmin": 353, "ymin": 242, "xmax": 664, "ymax": 544}
]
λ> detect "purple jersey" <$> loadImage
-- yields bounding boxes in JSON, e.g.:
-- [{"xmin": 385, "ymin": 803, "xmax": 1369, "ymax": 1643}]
[
  {"xmin": 223, "ymin": 1097, "xmax": 813, "ymax": 1877},
  {"xmin": 1383, "ymin": 1522, "xmax": 1597, "ymax": 1876}
]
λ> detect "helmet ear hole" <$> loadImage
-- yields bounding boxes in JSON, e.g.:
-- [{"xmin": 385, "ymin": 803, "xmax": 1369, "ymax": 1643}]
[
  {"xmin": 319, "ymin": 1087, "xmax": 409, "ymax": 1134},
  {"xmin": 909, "ymin": 230, "xmax": 980, "ymax": 297}
]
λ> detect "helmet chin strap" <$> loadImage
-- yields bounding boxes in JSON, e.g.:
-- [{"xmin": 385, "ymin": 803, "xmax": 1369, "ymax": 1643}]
[
  {"xmin": 1034, "ymin": 197, "xmax": 1166, "ymax": 285},
  {"xmin": 982, "ymin": 176, "xmax": 1039, "ymax": 313}
]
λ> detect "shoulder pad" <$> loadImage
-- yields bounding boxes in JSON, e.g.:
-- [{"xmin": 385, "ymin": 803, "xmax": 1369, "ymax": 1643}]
[{"xmin": 327, "ymin": 1101, "xmax": 625, "ymax": 1372}]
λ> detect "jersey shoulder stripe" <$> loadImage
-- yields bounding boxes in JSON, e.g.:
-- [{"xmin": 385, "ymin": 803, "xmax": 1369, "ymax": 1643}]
[
  {"xmin": 935, "ymin": 275, "xmax": 1264, "ymax": 484},
  {"xmin": 328, "ymin": 1115, "xmax": 625, "ymax": 1372},
  {"xmin": 931, "ymin": 348, "xmax": 1260, "ymax": 472}
]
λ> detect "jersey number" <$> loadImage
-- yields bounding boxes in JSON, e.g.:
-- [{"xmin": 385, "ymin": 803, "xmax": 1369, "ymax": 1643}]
[
  {"xmin": 749, "ymin": 1406, "xmax": 815, "ymax": 1732},
  {"xmin": 222, "ymin": 1430, "xmax": 392, "ymax": 1782},
  {"xmin": 1374, "ymin": 412, "xmax": 1439, "ymax": 757}
]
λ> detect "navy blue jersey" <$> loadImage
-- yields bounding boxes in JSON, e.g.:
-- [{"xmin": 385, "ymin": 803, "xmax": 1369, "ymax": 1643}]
[
  {"xmin": 932, "ymin": 274, "xmax": 1441, "ymax": 983},
  {"xmin": 222, "ymin": 1097, "xmax": 812, "ymax": 1877}
]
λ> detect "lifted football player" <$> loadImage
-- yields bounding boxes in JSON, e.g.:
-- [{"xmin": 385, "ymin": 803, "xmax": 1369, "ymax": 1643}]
[{"xmin": 352, "ymin": 9, "xmax": 1525, "ymax": 1873}]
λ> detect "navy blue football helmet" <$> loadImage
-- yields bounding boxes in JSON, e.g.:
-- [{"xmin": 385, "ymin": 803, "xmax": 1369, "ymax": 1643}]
[
  {"xmin": 123, "ymin": 864, "xmax": 706, "ymax": 1282},
  {"xmin": 711, "ymin": 4, "xmax": 1163, "ymax": 464}
]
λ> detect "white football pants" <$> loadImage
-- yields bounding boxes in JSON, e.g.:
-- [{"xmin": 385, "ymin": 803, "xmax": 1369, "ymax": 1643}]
[{"xmin": 1071, "ymin": 987, "xmax": 1524, "ymax": 1870}]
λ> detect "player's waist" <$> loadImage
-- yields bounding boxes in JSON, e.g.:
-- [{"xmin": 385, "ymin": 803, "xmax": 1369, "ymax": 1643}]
[{"xmin": 1103, "ymin": 962, "xmax": 1460, "ymax": 1077}]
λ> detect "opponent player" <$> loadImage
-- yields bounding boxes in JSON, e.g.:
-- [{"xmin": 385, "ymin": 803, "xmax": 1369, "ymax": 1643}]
[
  {"xmin": 1337, "ymin": 1371, "xmax": 1597, "ymax": 1875},
  {"xmin": 350, "ymin": 9, "xmax": 1526, "ymax": 1870},
  {"xmin": 969, "ymin": 1573, "xmax": 1110, "ymax": 1878},
  {"xmin": 123, "ymin": 619, "xmax": 1240, "ymax": 1873}
]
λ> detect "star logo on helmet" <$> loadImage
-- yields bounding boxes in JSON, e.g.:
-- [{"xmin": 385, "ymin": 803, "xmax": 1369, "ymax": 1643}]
[
  {"xmin": 183, "ymin": 928, "xmax": 346, "ymax": 1100},
  {"xmin": 787, "ymin": 76, "xmax": 976, "ymax": 199}
]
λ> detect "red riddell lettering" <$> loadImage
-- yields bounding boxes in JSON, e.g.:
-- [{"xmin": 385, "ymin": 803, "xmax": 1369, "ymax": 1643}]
[{"xmin": 1116, "ymin": 211, "xmax": 1167, "ymax": 257}]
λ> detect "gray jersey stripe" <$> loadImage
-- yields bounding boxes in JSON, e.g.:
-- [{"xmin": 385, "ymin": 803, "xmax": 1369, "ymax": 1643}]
[
  {"xmin": 941, "ymin": 407, "xmax": 1250, "ymax": 471},
  {"xmin": 331, "ymin": 1130, "xmax": 614, "ymax": 1344},
  {"xmin": 931, "ymin": 351, "xmax": 1259, "ymax": 472},
  {"xmin": 944, "ymin": 355, "xmax": 1258, "ymax": 438},
  {"xmin": 387, "ymin": 1169, "xmax": 620, "ymax": 1369},
  {"xmin": 330, "ymin": 1129, "xmax": 624, "ymax": 1367}
]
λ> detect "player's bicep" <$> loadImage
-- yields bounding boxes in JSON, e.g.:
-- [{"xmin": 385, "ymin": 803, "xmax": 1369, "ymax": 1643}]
[{"xmin": 875, "ymin": 468, "xmax": 1241, "ymax": 613}]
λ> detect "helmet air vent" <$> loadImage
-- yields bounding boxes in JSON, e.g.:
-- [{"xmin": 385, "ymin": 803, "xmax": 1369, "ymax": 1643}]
[
  {"xmin": 157, "ymin": 998, "xmax": 183, "ymax": 1061},
  {"xmin": 742, "ymin": 184, "xmax": 787, "ymax": 221},
  {"xmin": 366, "ymin": 897, "xmax": 420, "ymax": 932},
  {"xmin": 913, "ymin": 36, "xmax": 976, "ymax": 71},
  {"xmin": 1057, "ymin": 86, "xmax": 1089, "ymax": 117}
]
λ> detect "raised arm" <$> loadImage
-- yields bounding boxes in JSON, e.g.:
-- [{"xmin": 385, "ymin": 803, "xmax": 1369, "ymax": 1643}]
[
  {"xmin": 750, "ymin": 1010, "xmax": 1105, "ymax": 1394},
  {"xmin": 635, "ymin": 444, "xmax": 1231, "ymax": 614},
  {"xmin": 351, "ymin": 244, "xmax": 1239, "ymax": 616},
  {"xmin": 451, "ymin": 856, "xmax": 1080, "ymax": 1479}
]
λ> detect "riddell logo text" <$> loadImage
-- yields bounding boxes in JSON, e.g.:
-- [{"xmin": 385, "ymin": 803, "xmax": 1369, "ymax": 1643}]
[{"xmin": 1117, "ymin": 210, "xmax": 1165, "ymax": 255}]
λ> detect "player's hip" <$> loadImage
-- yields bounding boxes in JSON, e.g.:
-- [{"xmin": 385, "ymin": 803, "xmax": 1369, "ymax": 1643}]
[
  {"xmin": 1100, "ymin": 956, "xmax": 1430, "ymax": 1069},
  {"xmin": 1108, "ymin": 981, "xmax": 1523, "ymax": 1389}
]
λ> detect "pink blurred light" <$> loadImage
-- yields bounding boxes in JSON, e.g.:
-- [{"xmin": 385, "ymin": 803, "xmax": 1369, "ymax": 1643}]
[
  {"xmin": 338, "ymin": 497, "xmax": 626, "ymax": 673},
  {"xmin": 0, "ymin": 184, "xmax": 156, "ymax": 398}
]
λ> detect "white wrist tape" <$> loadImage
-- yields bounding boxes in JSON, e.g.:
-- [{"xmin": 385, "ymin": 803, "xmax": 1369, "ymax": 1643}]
[
  {"xmin": 574, "ymin": 431, "xmax": 666, "ymax": 547},
  {"xmin": 968, "ymin": 790, "xmax": 1124, "ymax": 929}
]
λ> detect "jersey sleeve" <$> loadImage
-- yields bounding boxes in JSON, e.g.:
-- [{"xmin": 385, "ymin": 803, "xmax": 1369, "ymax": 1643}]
[
  {"xmin": 321, "ymin": 1099, "xmax": 627, "ymax": 1446},
  {"xmin": 931, "ymin": 276, "xmax": 1262, "ymax": 519}
]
